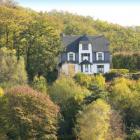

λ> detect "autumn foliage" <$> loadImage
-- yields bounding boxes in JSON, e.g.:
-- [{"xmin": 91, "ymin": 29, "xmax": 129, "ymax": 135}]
[{"xmin": 0, "ymin": 86, "xmax": 59, "ymax": 140}]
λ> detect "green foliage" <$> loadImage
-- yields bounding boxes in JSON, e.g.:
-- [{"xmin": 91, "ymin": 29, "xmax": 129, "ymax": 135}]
[
  {"xmin": 49, "ymin": 75, "xmax": 90, "ymax": 104},
  {"xmin": 49, "ymin": 75, "xmax": 90, "ymax": 139},
  {"xmin": 111, "ymin": 69, "xmax": 129, "ymax": 74},
  {"xmin": 92, "ymin": 74, "xmax": 106, "ymax": 89},
  {"xmin": 0, "ymin": 86, "xmax": 59, "ymax": 140},
  {"xmin": 112, "ymin": 53, "xmax": 140, "ymax": 70},
  {"xmin": 48, "ymin": 11, "xmax": 140, "ymax": 53},
  {"xmin": 110, "ymin": 78, "xmax": 140, "ymax": 132},
  {"xmin": 32, "ymin": 75, "xmax": 47, "ymax": 93},
  {"xmin": 74, "ymin": 73, "xmax": 92, "ymax": 88},
  {"xmin": 0, "ymin": 47, "xmax": 27, "ymax": 87},
  {"xmin": 75, "ymin": 99, "xmax": 111, "ymax": 140},
  {"xmin": 74, "ymin": 73, "xmax": 106, "ymax": 90},
  {"xmin": 23, "ymin": 14, "xmax": 62, "ymax": 80},
  {"xmin": 0, "ymin": 5, "xmax": 61, "ymax": 81},
  {"xmin": 128, "ymin": 129, "xmax": 140, "ymax": 140}
]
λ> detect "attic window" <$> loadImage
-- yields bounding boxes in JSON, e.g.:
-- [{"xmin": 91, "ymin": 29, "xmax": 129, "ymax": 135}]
[{"xmin": 82, "ymin": 44, "xmax": 88, "ymax": 50}]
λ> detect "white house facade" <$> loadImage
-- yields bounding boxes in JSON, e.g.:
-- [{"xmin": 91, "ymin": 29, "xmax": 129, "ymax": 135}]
[{"xmin": 59, "ymin": 35, "xmax": 111, "ymax": 75}]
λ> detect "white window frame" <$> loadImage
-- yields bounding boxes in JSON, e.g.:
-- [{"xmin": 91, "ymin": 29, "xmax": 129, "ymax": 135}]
[
  {"xmin": 97, "ymin": 65, "xmax": 104, "ymax": 73},
  {"xmin": 67, "ymin": 52, "xmax": 75, "ymax": 61},
  {"xmin": 96, "ymin": 52, "xmax": 104, "ymax": 61},
  {"xmin": 82, "ymin": 45, "xmax": 89, "ymax": 50}
]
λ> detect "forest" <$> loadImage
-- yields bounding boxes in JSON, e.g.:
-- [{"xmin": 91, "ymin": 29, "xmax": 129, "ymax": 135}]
[{"xmin": 0, "ymin": 0, "xmax": 140, "ymax": 140}]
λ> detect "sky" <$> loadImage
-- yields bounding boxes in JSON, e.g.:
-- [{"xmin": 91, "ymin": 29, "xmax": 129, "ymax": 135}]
[{"xmin": 16, "ymin": 0, "xmax": 140, "ymax": 26}]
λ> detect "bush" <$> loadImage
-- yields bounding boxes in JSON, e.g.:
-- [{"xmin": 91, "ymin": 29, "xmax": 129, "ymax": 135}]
[
  {"xmin": 32, "ymin": 75, "xmax": 47, "ymax": 93},
  {"xmin": 112, "ymin": 53, "xmax": 140, "ymax": 71},
  {"xmin": 128, "ymin": 129, "xmax": 140, "ymax": 140},
  {"xmin": 49, "ymin": 75, "xmax": 90, "ymax": 104},
  {"xmin": 104, "ymin": 69, "xmax": 129, "ymax": 81},
  {"xmin": 74, "ymin": 73, "xmax": 106, "ymax": 90},
  {"xmin": 111, "ymin": 69, "xmax": 129, "ymax": 75},
  {"xmin": 0, "ymin": 86, "xmax": 59, "ymax": 140},
  {"xmin": 74, "ymin": 73, "xmax": 92, "ymax": 88}
]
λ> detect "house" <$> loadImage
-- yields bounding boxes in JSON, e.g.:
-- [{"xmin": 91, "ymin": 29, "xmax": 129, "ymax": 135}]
[{"xmin": 59, "ymin": 34, "xmax": 111, "ymax": 75}]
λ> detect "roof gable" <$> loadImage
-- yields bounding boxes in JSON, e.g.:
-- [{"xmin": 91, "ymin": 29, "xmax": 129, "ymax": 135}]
[{"xmin": 62, "ymin": 34, "xmax": 110, "ymax": 52}]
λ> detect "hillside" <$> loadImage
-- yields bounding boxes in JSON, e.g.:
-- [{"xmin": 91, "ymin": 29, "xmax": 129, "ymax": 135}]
[
  {"xmin": 1, "ymin": 2, "xmax": 140, "ymax": 140},
  {"xmin": 0, "ymin": 5, "xmax": 140, "ymax": 54},
  {"xmin": 47, "ymin": 11, "xmax": 140, "ymax": 53}
]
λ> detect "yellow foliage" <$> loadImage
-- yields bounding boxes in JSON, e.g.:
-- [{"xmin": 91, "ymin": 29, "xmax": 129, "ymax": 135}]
[
  {"xmin": 75, "ymin": 73, "xmax": 106, "ymax": 89},
  {"xmin": 76, "ymin": 99, "xmax": 111, "ymax": 140},
  {"xmin": 49, "ymin": 75, "xmax": 91, "ymax": 104},
  {"xmin": 0, "ymin": 87, "xmax": 4, "ymax": 97},
  {"xmin": 92, "ymin": 74, "xmax": 106, "ymax": 89}
]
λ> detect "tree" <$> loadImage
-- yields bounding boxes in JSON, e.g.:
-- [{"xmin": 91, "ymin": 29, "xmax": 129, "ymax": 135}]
[
  {"xmin": 110, "ymin": 78, "xmax": 140, "ymax": 132},
  {"xmin": 0, "ymin": 47, "xmax": 27, "ymax": 87},
  {"xmin": 49, "ymin": 75, "xmax": 90, "ymax": 139},
  {"xmin": 75, "ymin": 99, "xmax": 111, "ymax": 140},
  {"xmin": 0, "ymin": 86, "xmax": 59, "ymax": 140},
  {"xmin": 22, "ymin": 14, "xmax": 62, "ymax": 80},
  {"xmin": 0, "ymin": 0, "xmax": 17, "ymax": 7}
]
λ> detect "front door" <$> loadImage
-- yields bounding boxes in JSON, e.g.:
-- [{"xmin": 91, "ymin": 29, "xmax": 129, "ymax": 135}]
[{"xmin": 81, "ymin": 64, "xmax": 91, "ymax": 74}]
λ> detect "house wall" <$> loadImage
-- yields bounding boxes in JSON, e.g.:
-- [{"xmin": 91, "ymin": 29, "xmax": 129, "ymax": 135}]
[
  {"xmin": 60, "ymin": 63, "xmax": 69, "ymax": 75},
  {"xmin": 79, "ymin": 43, "xmax": 92, "ymax": 63},
  {"xmin": 93, "ymin": 52, "xmax": 110, "ymax": 62},
  {"xmin": 92, "ymin": 63, "xmax": 110, "ymax": 73},
  {"xmin": 61, "ymin": 51, "xmax": 110, "ymax": 63},
  {"xmin": 61, "ymin": 52, "xmax": 79, "ymax": 63}
]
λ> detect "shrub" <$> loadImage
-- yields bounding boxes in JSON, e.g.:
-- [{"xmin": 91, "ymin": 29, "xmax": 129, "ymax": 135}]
[
  {"xmin": 0, "ymin": 86, "xmax": 59, "ymax": 140},
  {"xmin": 74, "ymin": 73, "xmax": 106, "ymax": 90},
  {"xmin": 111, "ymin": 69, "xmax": 129, "ymax": 75},
  {"xmin": 112, "ymin": 53, "xmax": 140, "ymax": 71},
  {"xmin": 104, "ymin": 69, "xmax": 129, "ymax": 81},
  {"xmin": 49, "ymin": 75, "xmax": 90, "ymax": 104},
  {"xmin": 91, "ymin": 74, "xmax": 106, "ymax": 89},
  {"xmin": 74, "ymin": 73, "xmax": 92, "ymax": 88},
  {"xmin": 128, "ymin": 129, "xmax": 140, "ymax": 140},
  {"xmin": 32, "ymin": 75, "xmax": 47, "ymax": 93}
]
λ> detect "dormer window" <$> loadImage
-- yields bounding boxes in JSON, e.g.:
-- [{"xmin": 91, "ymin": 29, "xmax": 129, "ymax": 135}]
[
  {"xmin": 67, "ymin": 52, "xmax": 75, "ymax": 61},
  {"xmin": 82, "ymin": 45, "xmax": 88, "ymax": 50},
  {"xmin": 82, "ymin": 43, "xmax": 89, "ymax": 50},
  {"xmin": 96, "ymin": 52, "xmax": 104, "ymax": 61}
]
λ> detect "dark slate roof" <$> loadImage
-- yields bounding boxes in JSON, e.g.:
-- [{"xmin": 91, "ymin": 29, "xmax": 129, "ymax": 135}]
[
  {"xmin": 62, "ymin": 34, "xmax": 110, "ymax": 52},
  {"xmin": 80, "ymin": 60, "xmax": 92, "ymax": 65}
]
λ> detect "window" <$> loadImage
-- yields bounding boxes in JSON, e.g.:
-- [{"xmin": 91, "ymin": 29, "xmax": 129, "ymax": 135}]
[
  {"xmin": 82, "ymin": 44, "xmax": 89, "ymax": 50},
  {"xmin": 82, "ymin": 53, "xmax": 90, "ymax": 61},
  {"xmin": 85, "ymin": 64, "xmax": 88, "ymax": 72},
  {"xmin": 68, "ymin": 52, "xmax": 75, "ymax": 61},
  {"xmin": 97, "ymin": 52, "xmax": 104, "ymax": 61},
  {"xmin": 69, "ymin": 54, "xmax": 74, "ymax": 61},
  {"xmin": 97, "ymin": 65, "xmax": 104, "ymax": 73}
]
